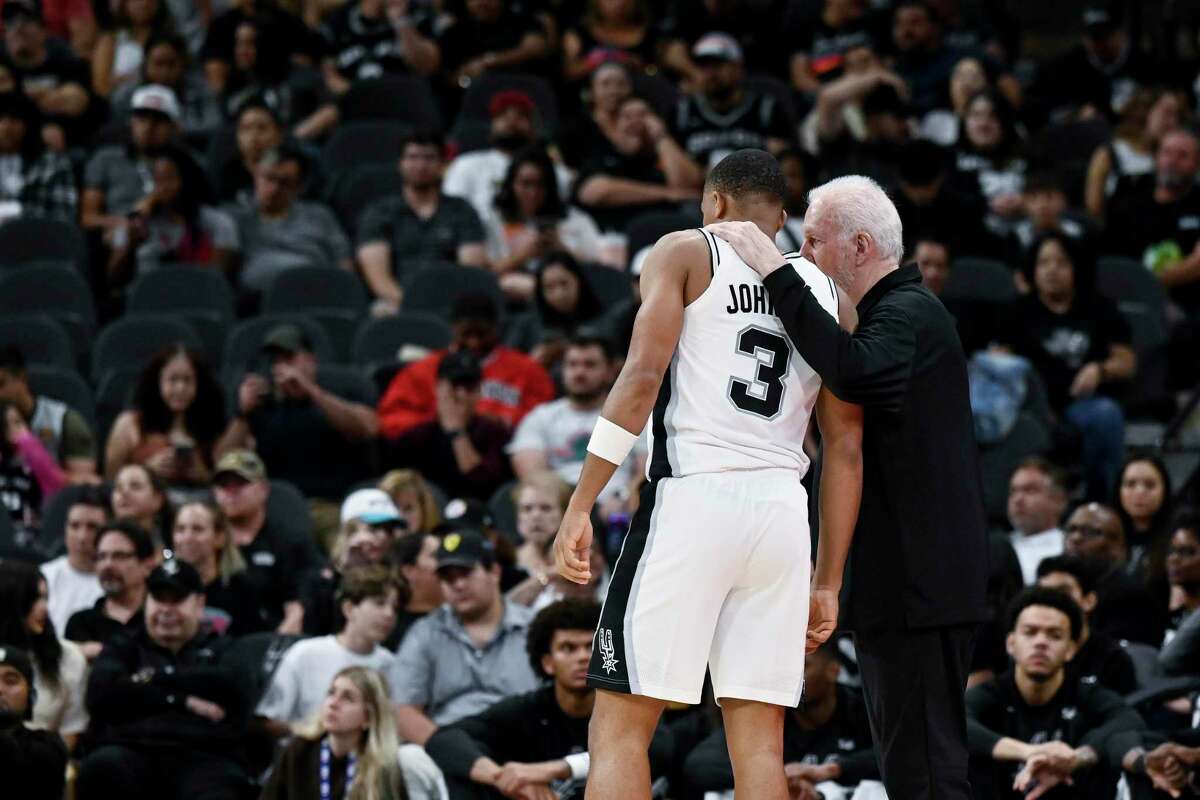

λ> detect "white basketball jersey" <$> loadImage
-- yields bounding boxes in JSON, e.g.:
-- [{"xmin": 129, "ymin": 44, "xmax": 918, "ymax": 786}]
[{"xmin": 645, "ymin": 229, "xmax": 840, "ymax": 481}]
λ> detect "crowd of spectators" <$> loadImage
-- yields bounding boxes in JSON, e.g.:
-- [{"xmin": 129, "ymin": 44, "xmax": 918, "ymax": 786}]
[{"xmin": 2, "ymin": 0, "xmax": 1200, "ymax": 798}]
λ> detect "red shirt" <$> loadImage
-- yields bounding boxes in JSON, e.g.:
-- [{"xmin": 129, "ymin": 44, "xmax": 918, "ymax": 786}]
[{"xmin": 378, "ymin": 347, "xmax": 554, "ymax": 438}]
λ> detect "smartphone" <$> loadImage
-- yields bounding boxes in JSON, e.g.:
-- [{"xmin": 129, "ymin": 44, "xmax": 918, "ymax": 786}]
[{"xmin": 174, "ymin": 442, "xmax": 194, "ymax": 462}]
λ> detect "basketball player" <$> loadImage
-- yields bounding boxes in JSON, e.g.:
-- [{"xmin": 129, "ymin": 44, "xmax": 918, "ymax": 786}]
[{"xmin": 553, "ymin": 149, "xmax": 864, "ymax": 800}]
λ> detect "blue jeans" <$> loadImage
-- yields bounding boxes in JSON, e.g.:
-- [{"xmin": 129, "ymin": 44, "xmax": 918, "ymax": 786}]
[{"xmin": 1065, "ymin": 395, "xmax": 1125, "ymax": 500}]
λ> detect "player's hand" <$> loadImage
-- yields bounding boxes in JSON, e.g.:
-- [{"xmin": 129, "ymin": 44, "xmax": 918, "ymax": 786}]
[
  {"xmin": 705, "ymin": 221, "xmax": 786, "ymax": 280},
  {"xmin": 806, "ymin": 587, "xmax": 838, "ymax": 653},
  {"xmin": 554, "ymin": 510, "xmax": 593, "ymax": 584}
]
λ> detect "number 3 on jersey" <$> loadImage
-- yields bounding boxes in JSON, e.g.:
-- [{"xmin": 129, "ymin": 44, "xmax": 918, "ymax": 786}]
[{"xmin": 727, "ymin": 326, "xmax": 791, "ymax": 420}]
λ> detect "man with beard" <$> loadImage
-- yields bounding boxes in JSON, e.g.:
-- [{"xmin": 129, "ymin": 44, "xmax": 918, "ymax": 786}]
[
  {"xmin": 508, "ymin": 334, "xmax": 644, "ymax": 517},
  {"xmin": 966, "ymin": 587, "xmax": 1144, "ymax": 799},
  {"xmin": 77, "ymin": 559, "xmax": 252, "ymax": 800},
  {"xmin": 0, "ymin": 645, "xmax": 67, "ymax": 798},
  {"xmin": 64, "ymin": 521, "xmax": 154, "ymax": 662},
  {"xmin": 672, "ymin": 33, "xmax": 794, "ymax": 170},
  {"xmin": 443, "ymin": 90, "xmax": 572, "ymax": 224},
  {"xmin": 357, "ymin": 131, "xmax": 488, "ymax": 314}
]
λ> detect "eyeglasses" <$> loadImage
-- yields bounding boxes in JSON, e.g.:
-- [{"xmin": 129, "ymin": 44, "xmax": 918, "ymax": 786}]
[
  {"xmin": 96, "ymin": 550, "xmax": 137, "ymax": 562},
  {"xmin": 1064, "ymin": 524, "xmax": 1110, "ymax": 540},
  {"xmin": 1169, "ymin": 546, "xmax": 1200, "ymax": 558}
]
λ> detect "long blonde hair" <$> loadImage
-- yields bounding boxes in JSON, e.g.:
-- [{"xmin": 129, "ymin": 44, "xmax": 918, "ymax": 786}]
[
  {"xmin": 298, "ymin": 666, "xmax": 406, "ymax": 800},
  {"xmin": 378, "ymin": 470, "xmax": 441, "ymax": 533},
  {"xmin": 177, "ymin": 501, "xmax": 246, "ymax": 584}
]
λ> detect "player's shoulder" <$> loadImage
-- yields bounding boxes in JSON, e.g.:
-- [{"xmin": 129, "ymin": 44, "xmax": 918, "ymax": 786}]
[{"xmin": 640, "ymin": 229, "xmax": 710, "ymax": 277}]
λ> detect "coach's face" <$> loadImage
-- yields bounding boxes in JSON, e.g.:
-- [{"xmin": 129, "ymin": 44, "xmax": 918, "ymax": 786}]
[{"xmin": 800, "ymin": 202, "xmax": 856, "ymax": 292}]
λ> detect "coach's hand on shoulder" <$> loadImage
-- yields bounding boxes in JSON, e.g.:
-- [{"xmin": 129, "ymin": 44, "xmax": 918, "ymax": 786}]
[
  {"xmin": 705, "ymin": 221, "xmax": 786, "ymax": 280},
  {"xmin": 806, "ymin": 587, "xmax": 839, "ymax": 653},
  {"xmin": 554, "ymin": 510, "xmax": 593, "ymax": 585}
]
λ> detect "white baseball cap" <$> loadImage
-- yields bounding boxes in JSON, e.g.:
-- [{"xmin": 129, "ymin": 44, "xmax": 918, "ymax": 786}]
[
  {"xmin": 131, "ymin": 84, "xmax": 181, "ymax": 123},
  {"xmin": 340, "ymin": 489, "xmax": 402, "ymax": 525}
]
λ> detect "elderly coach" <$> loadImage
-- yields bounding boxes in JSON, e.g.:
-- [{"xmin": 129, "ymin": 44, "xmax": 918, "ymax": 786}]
[{"xmin": 709, "ymin": 175, "xmax": 989, "ymax": 800}]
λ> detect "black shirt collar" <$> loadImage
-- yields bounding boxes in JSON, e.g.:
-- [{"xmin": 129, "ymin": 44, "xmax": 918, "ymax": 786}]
[{"xmin": 857, "ymin": 263, "xmax": 921, "ymax": 317}]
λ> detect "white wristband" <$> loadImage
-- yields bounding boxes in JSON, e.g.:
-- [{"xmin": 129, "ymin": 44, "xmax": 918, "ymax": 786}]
[
  {"xmin": 564, "ymin": 752, "xmax": 590, "ymax": 780},
  {"xmin": 586, "ymin": 417, "xmax": 638, "ymax": 465}
]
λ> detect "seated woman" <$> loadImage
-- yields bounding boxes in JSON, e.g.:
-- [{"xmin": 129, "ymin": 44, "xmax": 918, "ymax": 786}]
[
  {"xmin": 91, "ymin": 0, "xmax": 176, "ymax": 98},
  {"xmin": 261, "ymin": 665, "xmax": 407, "ymax": 800},
  {"xmin": 171, "ymin": 500, "xmax": 268, "ymax": 635},
  {"xmin": 110, "ymin": 462, "xmax": 171, "ymax": 551},
  {"xmin": 110, "ymin": 32, "xmax": 222, "ymax": 138},
  {"xmin": 1161, "ymin": 512, "xmax": 1200, "ymax": 677},
  {"xmin": 1116, "ymin": 454, "xmax": 1174, "ymax": 603},
  {"xmin": 105, "ymin": 345, "xmax": 227, "ymax": 488},
  {"xmin": 0, "ymin": 561, "xmax": 89, "ymax": 751},
  {"xmin": 0, "ymin": 399, "xmax": 66, "ymax": 543},
  {"xmin": 0, "ymin": 91, "xmax": 78, "ymax": 222},
  {"xmin": 561, "ymin": 0, "xmax": 663, "ymax": 86},
  {"xmin": 559, "ymin": 59, "xmax": 633, "ymax": 171},
  {"xmin": 483, "ymin": 147, "xmax": 605, "ymax": 301},
  {"xmin": 212, "ymin": 97, "xmax": 285, "ymax": 206},
  {"xmin": 995, "ymin": 233, "xmax": 1136, "ymax": 500},
  {"xmin": 107, "ymin": 146, "xmax": 239, "ymax": 285},
  {"xmin": 948, "ymin": 88, "xmax": 1028, "ymax": 239},
  {"xmin": 378, "ymin": 469, "xmax": 442, "ymax": 535},
  {"xmin": 529, "ymin": 251, "xmax": 605, "ymax": 370}
]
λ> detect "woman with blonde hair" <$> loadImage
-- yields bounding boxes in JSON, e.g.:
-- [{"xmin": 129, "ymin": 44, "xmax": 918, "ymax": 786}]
[
  {"xmin": 170, "ymin": 500, "xmax": 267, "ymax": 635},
  {"xmin": 378, "ymin": 470, "xmax": 441, "ymax": 534},
  {"xmin": 262, "ymin": 665, "xmax": 408, "ymax": 800},
  {"xmin": 512, "ymin": 471, "xmax": 573, "ymax": 582}
]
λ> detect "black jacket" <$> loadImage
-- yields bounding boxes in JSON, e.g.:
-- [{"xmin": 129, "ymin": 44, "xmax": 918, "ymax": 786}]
[
  {"xmin": 763, "ymin": 263, "xmax": 989, "ymax": 632},
  {"xmin": 0, "ymin": 719, "xmax": 67, "ymax": 800},
  {"xmin": 84, "ymin": 627, "xmax": 250, "ymax": 756}
]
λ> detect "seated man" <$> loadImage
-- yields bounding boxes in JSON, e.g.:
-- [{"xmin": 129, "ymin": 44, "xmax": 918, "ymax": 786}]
[
  {"xmin": 394, "ymin": 531, "xmax": 540, "ymax": 746},
  {"xmin": 1007, "ymin": 458, "xmax": 1069, "ymax": 585},
  {"xmin": 77, "ymin": 559, "xmax": 251, "ymax": 800},
  {"xmin": 383, "ymin": 350, "xmax": 512, "ymax": 501},
  {"xmin": 427, "ymin": 599, "xmax": 672, "ymax": 800},
  {"xmin": 378, "ymin": 291, "xmax": 553, "ymax": 436},
  {"xmin": 220, "ymin": 325, "xmax": 377, "ymax": 505},
  {"xmin": 913, "ymin": 235, "xmax": 998, "ymax": 356},
  {"xmin": 0, "ymin": 645, "xmax": 67, "ymax": 798},
  {"xmin": 64, "ymin": 521, "xmax": 154, "ymax": 661},
  {"xmin": 1036, "ymin": 554, "xmax": 1138, "ymax": 695},
  {"xmin": 209, "ymin": 450, "xmax": 323, "ymax": 634},
  {"xmin": 0, "ymin": 346, "xmax": 97, "ymax": 482},
  {"xmin": 40, "ymin": 486, "xmax": 109, "ymax": 633},
  {"xmin": 230, "ymin": 144, "xmax": 353, "ymax": 307},
  {"xmin": 256, "ymin": 565, "xmax": 403, "ymax": 737},
  {"xmin": 966, "ymin": 587, "xmax": 1144, "ymax": 799},
  {"xmin": 683, "ymin": 640, "xmax": 878, "ymax": 798}
]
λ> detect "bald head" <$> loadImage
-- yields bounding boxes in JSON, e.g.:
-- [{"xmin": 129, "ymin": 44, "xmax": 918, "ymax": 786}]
[{"xmin": 1063, "ymin": 503, "xmax": 1126, "ymax": 564}]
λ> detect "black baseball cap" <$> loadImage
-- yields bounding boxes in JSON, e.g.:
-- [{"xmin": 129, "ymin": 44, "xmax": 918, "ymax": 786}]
[
  {"xmin": 441, "ymin": 497, "xmax": 494, "ymax": 531},
  {"xmin": 261, "ymin": 323, "xmax": 312, "ymax": 356},
  {"xmin": 0, "ymin": 645, "xmax": 33, "ymax": 719},
  {"xmin": 1082, "ymin": 2, "xmax": 1121, "ymax": 33},
  {"xmin": 147, "ymin": 558, "xmax": 204, "ymax": 600},
  {"xmin": 435, "ymin": 530, "xmax": 495, "ymax": 572}
]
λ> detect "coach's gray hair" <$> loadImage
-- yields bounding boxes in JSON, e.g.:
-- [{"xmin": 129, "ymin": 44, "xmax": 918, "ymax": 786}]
[{"xmin": 808, "ymin": 175, "xmax": 905, "ymax": 264}]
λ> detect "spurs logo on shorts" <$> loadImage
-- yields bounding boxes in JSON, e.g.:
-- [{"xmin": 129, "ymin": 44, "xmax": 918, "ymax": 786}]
[{"xmin": 598, "ymin": 628, "xmax": 619, "ymax": 675}]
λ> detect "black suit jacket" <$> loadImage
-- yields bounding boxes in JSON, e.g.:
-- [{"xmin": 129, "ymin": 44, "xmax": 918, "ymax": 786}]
[{"xmin": 763, "ymin": 263, "xmax": 989, "ymax": 633}]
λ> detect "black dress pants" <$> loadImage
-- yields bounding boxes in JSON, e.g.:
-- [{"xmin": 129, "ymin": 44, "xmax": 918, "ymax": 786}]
[{"xmin": 854, "ymin": 624, "xmax": 977, "ymax": 800}]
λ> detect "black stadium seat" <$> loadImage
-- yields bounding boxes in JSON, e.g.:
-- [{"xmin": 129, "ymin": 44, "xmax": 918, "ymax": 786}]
[
  {"xmin": 339, "ymin": 75, "xmax": 443, "ymax": 129},
  {"xmin": 402, "ymin": 265, "xmax": 502, "ymax": 317},
  {"xmin": 126, "ymin": 267, "xmax": 235, "ymax": 365},
  {"xmin": 0, "ymin": 315, "xmax": 76, "ymax": 371},
  {"xmin": 321, "ymin": 121, "xmax": 408, "ymax": 173},
  {"xmin": 27, "ymin": 366, "xmax": 96, "ymax": 426},
  {"xmin": 452, "ymin": 73, "xmax": 559, "ymax": 153},
  {"xmin": 91, "ymin": 315, "xmax": 205, "ymax": 384},
  {"xmin": 263, "ymin": 267, "xmax": 369, "ymax": 360},
  {"xmin": 0, "ymin": 217, "xmax": 88, "ymax": 273},
  {"xmin": 352, "ymin": 312, "xmax": 452, "ymax": 391},
  {"xmin": 326, "ymin": 163, "xmax": 404, "ymax": 237},
  {"xmin": 0, "ymin": 266, "xmax": 96, "ymax": 362}
]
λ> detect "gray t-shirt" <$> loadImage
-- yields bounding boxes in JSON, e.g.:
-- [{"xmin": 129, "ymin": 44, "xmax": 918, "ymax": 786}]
[
  {"xmin": 83, "ymin": 145, "xmax": 153, "ymax": 216},
  {"xmin": 135, "ymin": 206, "xmax": 239, "ymax": 273},
  {"xmin": 234, "ymin": 201, "xmax": 352, "ymax": 291},
  {"xmin": 356, "ymin": 193, "xmax": 485, "ymax": 278},
  {"xmin": 256, "ymin": 634, "xmax": 401, "ymax": 724},
  {"xmin": 393, "ymin": 602, "xmax": 538, "ymax": 726}
]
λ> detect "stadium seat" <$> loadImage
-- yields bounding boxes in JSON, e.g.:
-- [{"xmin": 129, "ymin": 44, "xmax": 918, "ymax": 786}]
[
  {"xmin": 94, "ymin": 366, "xmax": 142, "ymax": 450},
  {"xmin": 317, "ymin": 363, "xmax": 380, "ymax": 406},
  {"xmin": 27, "ymin": 366, "xmax": 96, "ymax": 427},
  {"xmin": 401, "ymin": 265, "xmax": 502, "ymax": 317},
  {"xmin": 223, "ymin": 314, "xmax": 339, "ymax": 379},
  {"xmin": 583, "ymin": 263, "xmax": 632, "ymax": 308},
  {"xmin": 0, "ymin": 315, "xmax": 76, "ymax": 371},
  {"xmin": 942, "ymin": 258, "xmax": 1019, "ymax": 305},
  {"xmin": 263, "ymin": 267, "xmax": 368, "ymax": 360},
  {"xmin": 92, "ymin": 315, "xmax": 205, "ymax": 384},
  {"xmin": 352, "ymin": 312, "xmax": 452, "ymax": 392},
  {"xmin": 321, "ymin": 120, "xmax": 408, "ymax": 173},
  {"xmin": 487, "ymin": 480, "xmax": 519, "ymax": 542},
  {"xmin": 1096, "ymin": 256, "xmax": 1172, "ymax": 419},
  {"xmin": 0, "ymin": 217, "xmax": 88, "ymax": 273},
  {"xmin": 625, "ymin": 210, "xmax": 703, "ymax": 270},
  {"xmin": 326, "ymin": 163, "xmax": 403, "ymax": 236},
  {"xmin": 0, "ymin": 266, "xmax": 96, "ymax": 362},
  {"xmin": 126, "ymin": 267, "xmax": 236, "ymax": 365},
  {"xmin": 452, "ymin": 73, "xmax": 559, "ymax": 153},
  {"xmin": 978, "ymin": 411, "xmax": 1052, "ymax": 525},
  {"xmin": 339, "ymin": 75, "xmax": 443, "ymax": 129}
]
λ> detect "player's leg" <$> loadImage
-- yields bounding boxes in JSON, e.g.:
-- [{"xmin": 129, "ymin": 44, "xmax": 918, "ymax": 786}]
[
  {"xmin": 720, "ymin": 699, "xmax": 788, "ymax": 799},
  {"xmin": 585, "ymin": 690, "xmax": 668, "ymax": 800}
]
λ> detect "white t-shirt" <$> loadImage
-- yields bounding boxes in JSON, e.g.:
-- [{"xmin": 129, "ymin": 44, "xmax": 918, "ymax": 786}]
[
  {"xmin": 255, "ymin": 635, "xmax": 400, "ymax": 724},
  {"xmin": 506, "ymin": 398, "xmax": 646, "ymax": 504},
  {"xmin": 31, "ymin": 639, "xmax": 89, "ymax": 735},
  {"xmin": 442, "ymin": 148, "xmax": 573, "ymax": 223},
  {"xmin": 41, "ymin": 557, "xmax": 104, "ymax": 635},
  {"xmin": 1010, "ymin": 527, "xmax": 1064, "ymax": 585}
]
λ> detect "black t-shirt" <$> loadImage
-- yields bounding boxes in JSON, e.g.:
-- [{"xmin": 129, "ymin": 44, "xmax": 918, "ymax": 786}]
[
  {"xmin": 238, "ymin": 519, "xmax": 321, "ymax": 629},
  {"xmin": 788, "ymin": 16, "xmax": 877, "ymax": 84},
  {"xmin": 671, "ymin": 91, "xmax": 793, "ymax": 169},
  {"xmin": 202, "ymin": 6, "xmax": 322, "ymax": 65},
  {"xmin": 355, "ymin": 193, "xmax": 486, "ymax": 277},
  {"xmin": 320, "ymin": 3, "xmax": 435, "ymax": 81},
  {"xmin": 574, "ymin": 145, "xmax": 675, "ymax": 232},
  {"xmin": 0, "ymin": 39, "xmax": 95, "ymax": 144},
  {"xmin": 1105, "ymin": 178, "xmax": 1200, "ymax": 312},
  {"xmin": 203, "ymin": 572, "xmax": 271, "ymax": 637},
  {"xmin": 1029, "ymin": 44, "xmax": 1159, "ymax": 125},
  {"xmin": 997, "ymin": 293, "xmax": 1131, "ymax": 413},
  {"xmin": 64, "ymin": 596, "xmax": 144, "ymax": 647},
  {"xmin": 1069, "ymin": 631, "xmax": 1137, "ymax": 696},
  {"xmin": 437, "ymin": 10, "xmax": 545, "ymax": 74},
  {"xmin": 0, "ymin": 456, "xmax": 40, "ymax": 540},
  {"xmin": 1091, "ymin": 565, "xmax": 1168, "ymax": 647}
]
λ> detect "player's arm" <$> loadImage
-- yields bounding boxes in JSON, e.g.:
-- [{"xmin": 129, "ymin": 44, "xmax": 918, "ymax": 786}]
[
  {"xmin": 809, "ymin": 387, "xmax": 863, "ymax": 651},
  {"xmin": 554, "ymin": 231, "xmax": 700, "ymax": 583}
]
